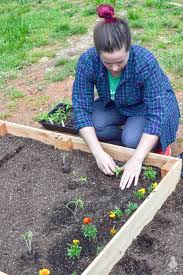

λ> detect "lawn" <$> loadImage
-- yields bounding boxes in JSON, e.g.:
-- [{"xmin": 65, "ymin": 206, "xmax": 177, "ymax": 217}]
[{"xmin": 0, "ymin": 0, "xmax": 182, "ymax": 119}]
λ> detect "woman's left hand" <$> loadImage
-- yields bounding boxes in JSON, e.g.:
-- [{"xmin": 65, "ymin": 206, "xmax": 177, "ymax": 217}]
[{"xmin": 120, "ymin": 156, "xmax": 143, "ymax": 190}]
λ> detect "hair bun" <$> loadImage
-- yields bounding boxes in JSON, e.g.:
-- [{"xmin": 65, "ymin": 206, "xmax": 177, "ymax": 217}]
[{"xmin": 97, "ymin": 4, "xmax": 115, "ymax": 20}]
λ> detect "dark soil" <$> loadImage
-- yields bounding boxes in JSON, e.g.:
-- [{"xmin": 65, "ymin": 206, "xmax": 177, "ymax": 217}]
[{"xmin": 0, "ymin": 135, "xmax": 162, "ymax": 275}]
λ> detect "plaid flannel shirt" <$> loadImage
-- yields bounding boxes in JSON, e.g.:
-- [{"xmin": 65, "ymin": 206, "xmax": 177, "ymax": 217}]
[{"xmin": 72, "ymin": 45, "xmax": 180, "ymax": 152}]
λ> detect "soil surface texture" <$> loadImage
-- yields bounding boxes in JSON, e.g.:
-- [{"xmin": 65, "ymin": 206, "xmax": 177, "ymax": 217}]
[{"xmin": 0, "ymin": 135, "xmax": 162, "ymax": 275}]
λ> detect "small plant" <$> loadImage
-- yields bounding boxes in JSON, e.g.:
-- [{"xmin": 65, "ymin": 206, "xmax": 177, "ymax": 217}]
[
  {"xmin": 109, "ymin": 225, "xmax": 118, "ymax": 236},
  {"xmin": 134, "ymin": 188, "xmax": 146, "ymax": 200},
  {"xmin": 143, "ymin": 166, "xmax": 157, "ymax": 180},
  {"xmin": 113, "ymin": 166, "xmax": 124, "ymax": 177},
  {"xmin": 147, "ymin": 182, "xmax": 158, "ymax": 194},
  {"xmin": 39, "ymin": 269, "xmax": 50, "ymax": 275},
  {"xmin": 82, "ymin": 221, "xmax": 98, "ymax": 240},
  {"xmin": 71, "ymin": 272, "xmax": 78, "ymax": 275},
  {"xmin": 21, "ymin": 230, "xmax": 33, "ymax": 253},
  {"xmin": 67, "ymin": 240, "xmax": 82, "ymax": 259},
  {"xmin": 125, "ymin": 202, "xmax": 138, "ymax": 215},
  {"xmin": 109, "ymin": 208, "xmax": 123, "ymax": 220},
  {"xmin": 66, "ymin": 198, "xmax": 85, "ymax": 217},
  {"xmin": 80, "ymin": 176, "xmax": 88, "ymax": 182}
]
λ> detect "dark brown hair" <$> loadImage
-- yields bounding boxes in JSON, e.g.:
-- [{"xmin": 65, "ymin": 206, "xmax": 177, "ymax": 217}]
[{"xmin": 94, "ymin": 5, "xmax": 131, "ymax": 53}]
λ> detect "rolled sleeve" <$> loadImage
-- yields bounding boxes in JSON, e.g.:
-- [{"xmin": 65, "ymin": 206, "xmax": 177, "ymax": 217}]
[
  {"xmin": 142, "ymin": 61, "xmax": 167, "ymax": 136},
  {"xmin": 72, "ymin": 54, "xmax": 95, "ymax": 130}
]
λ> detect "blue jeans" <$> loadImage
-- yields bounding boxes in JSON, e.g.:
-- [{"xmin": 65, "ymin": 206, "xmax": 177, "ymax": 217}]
[{"xmin": 92, "ymin": 99, "xmax": 148, "ymax": 148}]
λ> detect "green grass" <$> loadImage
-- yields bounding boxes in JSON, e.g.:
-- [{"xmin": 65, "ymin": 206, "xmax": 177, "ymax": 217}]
[
  {"xmin": 0, "ymin": 0, "xmax": 182, "ymax": 90},
  {"xmin": 45, "ymin": 58, "xmax": 77, "ymax": 82}
]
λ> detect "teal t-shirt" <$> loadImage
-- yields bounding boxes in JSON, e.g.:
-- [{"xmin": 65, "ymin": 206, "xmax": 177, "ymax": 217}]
[{"xmin": 107, "ymin": 71, "xmax": 121, "ymax": 101}]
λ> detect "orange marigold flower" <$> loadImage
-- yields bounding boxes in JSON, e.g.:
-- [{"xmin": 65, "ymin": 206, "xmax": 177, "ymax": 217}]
[
  {"xmin": 83, "ymin": 217, "xmax": 91, "ymax": 224},
  {"xmin": 39, "ymin": 269, "xmax": 50, "ymax": 275}
]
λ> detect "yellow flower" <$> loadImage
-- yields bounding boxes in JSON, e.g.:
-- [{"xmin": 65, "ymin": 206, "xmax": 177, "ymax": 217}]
[
  {"xmin": 152, "ymin": 182, "xmax": 158, "ymax": 189},
  {"xmin": 72, "ymin": 239, "xmax": 80, "ymax": 245},
  {"xmin": 109, "ymin": 211, "xmax": 116, "ymax": 219},
  {"xmin": 39, "ymin": 269, "xmax": 50, "ymax": 275},
  {"xmin": 138, "ymin": 188, "xmax": 146, "ymax": 194},
  {"xmin": 110, "ymin": 228, "xmax": 117, "ymax": 236}
]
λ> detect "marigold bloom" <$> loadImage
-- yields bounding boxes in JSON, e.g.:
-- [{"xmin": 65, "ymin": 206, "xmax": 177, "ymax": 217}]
[
  {"xmin": 110, "ymin": 228, "xmax": 117, "ymax": 236},
  {"xmin": 83, "ymin": 217, "xmax": 91, "ymax": 224},
  {"xmin": 138, "ymin": 188, "xmax": 146, "ymax": 194},
  {"xmin": 152, "ymin": 182, "xmax": 158, "ymax": 189},
  {"xmin": 72, "ymin": 239, "xmax": 80, "ymax": 245},
  {"xmin": 109, "ymin": 211, "xmax": 116, "ymax": 219},
  {"xmin": 39, "ymin": 269, "xmax": 50, "ymax": 275}
]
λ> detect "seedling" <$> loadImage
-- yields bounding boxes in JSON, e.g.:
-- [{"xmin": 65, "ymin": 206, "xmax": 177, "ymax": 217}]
[
  {"xmin": 82, "ymin": 223, "xmax": 98, "ymax": 240},
  {"xmin": 66, "ymin": 198, "xmax": 85, "ymax": 217},
  {"xmin": 21, "ymin": 230, "xmax": 33, "ymax": 253},
  {"xmin": 80, "ymin": 176, "xmax": 88, "ymax": 182},
  {"xmin": 147, "ymin": 182, "xmax": 158, "ymax": 194},
  {"xmin": 109, "ymin": 208, "xmax": 123, "ymax": 220},
  {"xmin": 113, "ymin": 165, "xmax": 124, "ymax": 177},
  {"xmin": 125, "ymin": 202, "xmax": 138, "ymax": 215},
  {"xmin": 143, "ymin": 166, "xmax": 157, "ymax": 180},
  {"xmin": 134, "ymin": 188, "xmax": 146, "ymax": 200},
  {"xmin": 71, "ymin": 272, "xmax": 78, "ymax": 275},
  {"xmin": 67, "ymin": 240, "xmax": 82, "ymax": 259}
]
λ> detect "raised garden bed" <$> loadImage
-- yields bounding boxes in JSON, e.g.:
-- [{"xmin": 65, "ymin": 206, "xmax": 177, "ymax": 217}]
[
  {"xmin": 0, "ymin": 121, "xmax": 182, "ymax": 275},
  {"xmin": 39, "ymin": 103, "xmax": 78, "ymax": 135}
]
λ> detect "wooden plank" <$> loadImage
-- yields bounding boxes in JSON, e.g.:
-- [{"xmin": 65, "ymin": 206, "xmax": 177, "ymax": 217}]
[
  {"xmin": 82, "ymin": 158, "xmax": 182, "ymax": 275},
  {"xmin": 0, "ymin": 120, "xmax": 178, "ymax": 168},
  {"xmin": 0, "ymin": 122, "xmax": 7, "ymax": 137},
  {"xmin": 161, "ymin": 159, "xmax": 179, "ymax": 177},
  {"xmin": 0, "ymin": 272, "xmax": 8, "ymax": 275}
]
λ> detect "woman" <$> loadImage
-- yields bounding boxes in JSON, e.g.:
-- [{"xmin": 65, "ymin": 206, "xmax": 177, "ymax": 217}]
[{"xmin": 72, "ymin": 4, "xmax": 180, "ymax": 190}]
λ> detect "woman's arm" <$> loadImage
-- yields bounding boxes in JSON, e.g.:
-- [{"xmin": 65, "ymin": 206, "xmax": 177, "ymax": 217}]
[
  {"xmin": 120, "ymin": 133, "xmax": 158, "ymax": 190},
  {"xmin": 80, "ymin": 127, "xmax": 116, "ymax": 175}
]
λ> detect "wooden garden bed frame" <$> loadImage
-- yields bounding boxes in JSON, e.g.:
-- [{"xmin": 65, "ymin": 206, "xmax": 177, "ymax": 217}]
[{"xmin": 0, "ymin": 120, "xmax": 182, "ymax": 275}]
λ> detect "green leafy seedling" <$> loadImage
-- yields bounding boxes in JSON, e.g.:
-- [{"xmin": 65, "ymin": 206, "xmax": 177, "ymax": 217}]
[
  {"xmin": 143, "ymin": 166, "xmax": 157, "ymax": 180},
  {"xmin": 80, "ymin": 176, "xmax": 88, "ymax": 182},
  {"xmin": 66, "ymin": 197, "xmax": 85, "ymax": 217},
  {"xmin": 113, "ymin": 166, "xmax": 124, "ymax": 177},
  {"xmin": 125, "ymin": 202, "xmax": 138, "ymax": 215},
  {"xmin": 110, "ymin": 208, "xmax": 123, "ymax": 219},
  {"xmin": 67, "ymin": 243, "xmax": 82, "ymax": 259},
  {"xmin": 134, "ymin": 188, "xmax": 146, "ymax": 200},
  {"xmin": 82, "ymin": 224, "xmax": 98, "ymax": 240},
  {"xmin": 21, "ymin": 230, "xmax": 33, "ymax": 253}
]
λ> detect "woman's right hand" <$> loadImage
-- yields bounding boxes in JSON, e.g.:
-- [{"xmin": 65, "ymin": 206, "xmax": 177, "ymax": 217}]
[{"xmin": 95, "ymin": 150, "xmax": 116, "ymax": 175}]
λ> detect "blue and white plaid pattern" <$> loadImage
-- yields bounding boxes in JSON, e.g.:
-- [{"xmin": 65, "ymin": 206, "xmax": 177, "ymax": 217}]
[{"xmin": 72, "ymin": 45, "xmax": 180, "ymax": 152}]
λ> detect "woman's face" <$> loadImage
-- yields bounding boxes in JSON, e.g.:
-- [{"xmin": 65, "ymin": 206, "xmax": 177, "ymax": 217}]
[{"xmin": 100, "ymin": 48, "xmax": 129, "ymax": 77}]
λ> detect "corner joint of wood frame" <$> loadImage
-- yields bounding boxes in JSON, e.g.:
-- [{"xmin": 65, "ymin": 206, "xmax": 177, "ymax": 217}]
[{"xmin": 161, "ymin": 159, "xmax": 178, "ymax": 178}]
